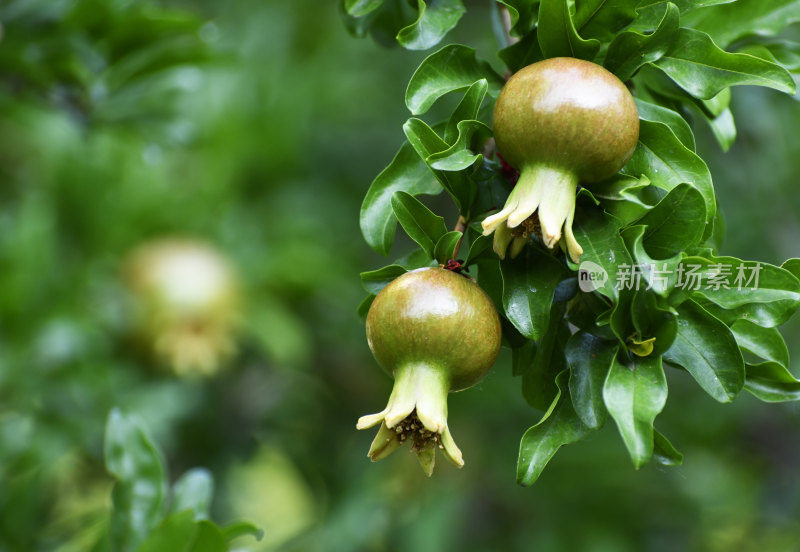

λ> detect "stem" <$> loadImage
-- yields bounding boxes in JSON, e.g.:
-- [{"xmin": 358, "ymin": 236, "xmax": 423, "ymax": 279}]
[{"xmin": 451, "ymin": 215, "xmax": 468, "ymax": 260}]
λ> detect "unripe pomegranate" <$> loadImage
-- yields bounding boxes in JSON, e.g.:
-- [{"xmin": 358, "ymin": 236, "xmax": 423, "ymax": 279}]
[
  {"xmin": 482, "ymin": 57, "xmax": 639, "ymax": 262},
  {"xmin": 357, "ymin": 267, "xmax": 501, "ymax": 475},
  {"xmin": 123, "ymin": 238, "xmax": 239, "ymax": 376}
]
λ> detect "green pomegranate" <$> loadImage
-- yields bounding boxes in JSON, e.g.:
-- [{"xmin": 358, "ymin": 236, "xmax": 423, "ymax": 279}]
[
  {"xmin": 357, "ymin": 267, "xmax": 501, "ymax": 475},
  {"xmin": 482, "ymin": 57, "xmax": 639, "ymax": 262}
]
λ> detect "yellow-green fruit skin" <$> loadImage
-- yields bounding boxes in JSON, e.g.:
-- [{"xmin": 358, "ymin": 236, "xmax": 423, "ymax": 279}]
[
  {"xmin": 366, "ymin": 267, "xmax": 502, "ymax": 391},
  {"xmin": 493, "ymin": 57, "xmax": 639, "ymax": 183}
]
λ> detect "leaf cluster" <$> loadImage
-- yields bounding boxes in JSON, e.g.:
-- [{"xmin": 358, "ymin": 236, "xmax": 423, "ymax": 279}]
[{"xmin": 347, "ymin": 0, "xmax": 800, "ymax": 483}]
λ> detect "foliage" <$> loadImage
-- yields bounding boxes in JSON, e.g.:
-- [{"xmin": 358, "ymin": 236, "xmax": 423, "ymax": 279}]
[{"xmin": 347, "ymin": 0, "xmax": 800, "ymax": 484}]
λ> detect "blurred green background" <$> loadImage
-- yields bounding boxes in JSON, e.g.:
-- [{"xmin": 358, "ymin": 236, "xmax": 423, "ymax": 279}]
[{"xmin": 0, "ymin": 1, "xmax": 799, "ymax": 551}]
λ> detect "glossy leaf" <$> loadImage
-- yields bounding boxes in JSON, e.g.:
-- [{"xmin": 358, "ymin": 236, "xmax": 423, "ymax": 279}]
[
  {"xmin": 621, "ymin": 224, "xmax": 682, "ymax": 297},
  {"xmin": 396, "ymin": 0, "xmax": 466, "ymax": 51},
  {"xmin": 744, "ymin": 361, "xmax": 800, "ymax": 402},
  {"xmin": 360, "ymin": 141, "xmax": 441, "ymax": 255},
  {"xmin": 623, "ymin": 119, "xmax": 716, "ymax": 237},
  {"xmin": 637, "ymin": 183, "xmax": 706, "ymax": 258},
  {"xmin": 783, "ymin": 258, "xmax": 800, "ymax": 280},
  {"xmin": 433, "ymin": 231, "xmax": 463, "ymax": 264},
  {"xmin": 604, "ymin": 1, "xmax": 680, "ymax": 82},
  {"xmin": 653, "ymin": 428, "xmax": 683, "ymax": 466},
  {"xmin": 572, "ymin": 202, "xmax": 632, "ymax": 302},
  {"xmin": 730, "ymin": 319, "xmax": 790, "ymax": 368},
  {"xmin": 465, "ymin": 233, "xmax": 492, "ymax": 265},
  {"xmin": 360, "ymin": 264, "xmax": 407, "ymax": 294},
  {"xmin": 588, "ymin": 174, "xmax": 659, "ymax": 225},
  {"xmin": 428, "ymin": 119, "xmax": 491, "ymax": 171},
  {"xmin": 501, "ymin": 246, "xmax": 568, "ymax": 340},
  {"xmin": 634, "ymin": 98, "xmax": 695, "ymax": 151},
  {"xmin": 683, "ymin": 0, "xmax": 800, "ymax": 48},
  {"xmin": 517, "ymin": 370, "xmax": 591, "ymax": 486},
  {"xmin": 391, "ymin": 191, "xmax": 448, "ymax": 257},
  {"xmin": 603, "ymin": 354, "xmax": 668, "ymax": 468},
  {"xmin": 653, "ymin": 28, "xmax": 796, "ymax": 100},
  {"xmin": 674, "ymin": 255, "xmax": 800, "ymax": 327},
  {"xmin": 444, "ymin": 79, "xmax": 488, "ymax": 144},
  {"xmin": 566, "ymin": 332, "xmax": 618, "ymax": 429},
  {"xmin": 521, "ymin": 302, "xmax": 568, "ymax": 410},
  {"xmin": 105, "ymin": 409, "xmax": 167, "ymax": 552},
  {"xmin": 403, "ymin": 117, "xmax": 475, "ymax": 211},
  {"xmin": 405, "ymin": 44, "xmax": 504, "ymax": 115},
  {"xmin": 574, "ymin": 0, "xmax": 639, "ymax": 42},
  {"xmin": 537, "ymin": 0, "xmax": 601, "ymax": 60},
  {"xmin": 499, "ymin": 30, "xmax": 544, "ymax": 72},
  {"xmin": 663, "ymin": 299, "xmax": 744, "ymax": 402}
]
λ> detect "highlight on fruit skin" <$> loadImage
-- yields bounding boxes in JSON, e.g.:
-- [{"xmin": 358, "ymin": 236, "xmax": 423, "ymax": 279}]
[
  {"xmin": 357, "ymin": 267, "xmax": 501, "ymax": 475},
  {"xmin": 122, "ymin": 237, "xmax": 239, "ymax": 377},
  {"xmin": 483, "ymin": 57, "xmax": 640, "ymax": 262}
]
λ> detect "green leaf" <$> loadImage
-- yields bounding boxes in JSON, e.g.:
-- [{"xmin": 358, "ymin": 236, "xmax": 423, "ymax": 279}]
[
  {"xmin": 497, "ymin": 0, "xmax": 541, "ymax": 36},
  {"xmin": 663, "ymin": 299, "xmax": 744, "ymax": 402},
  {"xmin": 653, "ymin": 428, "xmax": 683, "ymax": 466},
  {"xmin": 703, "ymin": 106, "xmax": 737, "ymax": 152},
  {"xmin": 623, "ymin": 119, "xmax": 716, "ymax": 238},
  {"xmin": 465, "ymin": 233, "xmax": 492, "ymax": 265},
  {"xmin": 604, "ymin": 2, "xmax": 680, "ymax": 82},
  {"xmin": 135, "ymin": 513, "xmax": 228, "ymax": 552},
  {"xmin": 637, "ymin": 183, "xmax": 706, "ymax": 258},
  {"xmin": 588, "ymin": 174, "xmax": 659, "ymax": 225},
  {"xmin": 501, "ymin": 246, "xmax": 568, "ymax": 340},
  {"xmin": 634, "ymin": 98, "xmax": 695, "ymax": 151},
  {"xmin": 521, "ymin": 302, "xmax": 569, "ymax": 410},
  {"xmin": 683, "ymin": 0, "xmax": 800, "ymax": 48},
  {"xmin": 572, "ymin": 202, "xmax": 632, "ymax": 303},
  {"xmin": 729, "ymin": 319, "xmax": 790, "ymax": 368},
  {"xmin": 405, "ymin": 44, "xmax": 504, "ymax": 115},
  {"xmin": 652, "ymin": 28, "xmax": 796, "ymax": 100},
  {"xmin": 433, "ymin": 231, "xmax": 463, "ymax": 264},
  {"xmin": 537, "ymin": 0, "xmax": 601, "ymax": 60},
  {"xmin": 622, "ymin": 223, "xmax": 683, "ymax": 297},
  {"xmin": 345, "ymin": 0, "xmax": 384, "ymax": 17},
  {"xmin": 630, "ymin": 288, "xmax": 679, "ymax": 356},
  {"xmin": 744, "ymin": 361, "xmax": 800, "ymax": 402},
  {"xmin": 444, "ymin": 79, "xmax": 488, "ymax": 144},
  {"xmin": 574, "ymin": 0, "xmax": 640, "ymax": 43},
  {"xmin": 428, "ymin": 119, "xmax": 492, "ymax": 171},
  {"xmin": 403, "ymin": 118, "xmax": 475, "ymax": 211},
  {"xmin": 221, "ymin": 521, "xmax": 264, "ymax": 544},
  {"xmin": 517, "ymin": 370, "xmax": 591, "ymax": 486},
  {"xmin": 357, "ymin": 294, "xmax": 376, "ymax": 322},
  {"xmin": 360, "ymin": 141, "xmax": 441, "ymax": 255},
  {"xmin": 169, "ymin": 469, "xmax": 213, "ymax": 520},
  {"xmin": 499, "ymin": 30, "xmax": 544, "ymax": 72},
  {"xmin": 566, "ymin": 332, "xmax": 618, "ymax": 429},
  {"xmin": 603, "ymin": 354, "xmax": 668, "ymax": 469},
  {"xmin": 783, "ymin": 258, "xmax": 800, "ymax": 280},
  {"xmin": 360, "ymin": 264, "xmax": 407, "ymax": 294},
  {"xmin": 134, "ymin": 511, "xmax": 198, "ymax": 552},
  {"xmin": 391, "ymin": 191, "xmax": 448, "ymax": 257},
  {"xmin": 105, "ymin": 409, "xmax": 167, "ymax": 552},
  {"xmin": 674, "ymin": 255, "xmax": 800, "ymax": 327},
  {"xmin": 396, "ymin": 0, "xmax": 466, "ymax": 51}
]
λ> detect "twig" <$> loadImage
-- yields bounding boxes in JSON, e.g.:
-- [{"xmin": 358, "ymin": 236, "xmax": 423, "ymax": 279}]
[{"xmin": 451, "ymin": 215, "xmax": 468, "ymax": 260}]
